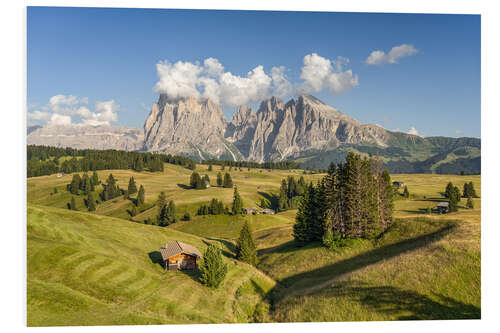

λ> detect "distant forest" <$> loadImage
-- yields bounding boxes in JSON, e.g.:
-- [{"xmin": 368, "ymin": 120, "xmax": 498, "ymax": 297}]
[
  {"xmin": 202, "ymin": 158, "xmax": 301, "ymax": 170},
  {"xmin": 27, "ymin": 145, "xmax": 194, "ymax": 178}
]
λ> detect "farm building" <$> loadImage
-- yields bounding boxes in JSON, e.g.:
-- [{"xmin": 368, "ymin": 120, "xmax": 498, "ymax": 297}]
[
  {"xmin": 160, "ymin": 241, "xmax": 203, "ymax": 271},
  {"xmin": 260, "ymin": 208, "xmax": 275, "ymax": 215},
  {"xmin": 244, "ymin": 207, "xmax": 259, "ymax": 215},
  {"xmin": 436, "ymin": 202, "xmax": 450, "ymax": 213},
  {"xmin": 392, "ymin": 181, "xmax": 405, "ymax": 188}
]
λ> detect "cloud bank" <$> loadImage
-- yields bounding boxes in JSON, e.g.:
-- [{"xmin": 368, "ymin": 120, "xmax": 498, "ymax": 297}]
[
  {"xmin": 27, "ymin": 95, "xmax": 119, "ymax": 126},
  {"xmin": 154, "ymin": 53, "xmax": 358, "ymax": 106},
  {"xmin": 366, "ymin": 44, "xmax": 418, "ymax": 65}
]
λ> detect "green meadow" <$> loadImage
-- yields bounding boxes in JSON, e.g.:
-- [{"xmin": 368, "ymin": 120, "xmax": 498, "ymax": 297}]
[{"xmin": 27, "ymin": 163, "xmax": 481, "ymax": 325}]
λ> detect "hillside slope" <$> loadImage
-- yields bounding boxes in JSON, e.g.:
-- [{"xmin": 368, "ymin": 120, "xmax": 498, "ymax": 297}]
[{"xmin": 27, "ymin": 204, "xmax": 275, "ymax": 326}]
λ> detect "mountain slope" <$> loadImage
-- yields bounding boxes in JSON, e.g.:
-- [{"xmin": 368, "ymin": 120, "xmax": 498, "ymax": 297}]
[{"xmin": 27, "ymin": 204, "xmax": 275, "ymax": 326}]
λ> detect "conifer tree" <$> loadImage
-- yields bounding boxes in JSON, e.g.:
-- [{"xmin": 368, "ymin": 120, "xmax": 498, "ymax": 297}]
[
  {"xmin": 203, "ymin": 174, "xmax": 210, "ymax": 187},
  {"xmin": 87, "ymin": 192, "xmax": 96, "ymax": 211},
  {"xmin": 136, "ymin": 185, "xmax": 145, "ymax": 207},
  {"xmin": 466, "ymin": 196, "xmax": 474, "ymax": 209},
  {"xmin": 128, "ymin": 176, "xmax": 138, "ymax": 195},
  {"xmin": 403, "ymin": 185, "xmax": 410, "ymax": 199},
  {"xmin": 158, "ymin": 204, "xmax": 167, "ymax": 225},
  {"xmin": 445, "ymin": 182, "xmax": 454, "ymax": 198},
  {"xmin": 223, "ymin": 172, "xmax": 233, "ymax": 188},
  {"xmin": 135, "ymin": 157, "xmax": 144, "ymax": 172},
  {"xmin": 278, "ymin": 179, "xmax": 289, "ymax": 211},
  {"xmin": 236, "ymin": 222, "xmax": 258, "ymax": 266},
  {"xmin": 199, "ymin": 245, "xmax": 227, "ymax": 288},
  {"xmin": 53, "ymin": 187, "xmax": 58, "ymax": 194},
  {"xmin": 232, "ymin": 186, "xmax": 243, "ymax": 215},
  {"xmin": 104, "ymin": 173, "xmax": 119, "ymax": 201},
  {"xmin": 217, "ymin": 172, "xmax": 223, "ymax": 187},
  {"xmin": 70, "ymin": 196, "xmax": 77, "ymax": 210},
  {"xmin": 208, "ymin": 164, "xmax": 213, "ymax": 171},
  {"xmin": 166, "ymin": 200, "xmax": 176, "ymax": 224},
  {"xmin": 130, "ymin": 205, "xmax": 137, "ymax": 217},
  {"xmin": 448, "ymin": 185, "xmax": 461, "ymax": 212},
  {"xmin": 156, "ymin": 191, "xmax": 167, "ymax": 214},
  {"xmin": 69, "ymin": 174, "xmax": 81, "ymax": 195},
  {"xmin": 91, "ymin": 171, "xmax": 99, "ymax": 185}
]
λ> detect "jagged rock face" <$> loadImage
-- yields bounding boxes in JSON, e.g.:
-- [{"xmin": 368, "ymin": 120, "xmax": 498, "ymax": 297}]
[
  {"xmin": 233, "ymin": 95, "xmax": 391, "ymax": 162},
  {"xmin": 225, "ymin": 105, "xmax": 257, "ymax": 157},
  {"xmin": 27, "ymin": 124, "xmax": 144, "ymax": 151},
  {"xmin": 143, "ymin": 94, "xmax": 233, "ymax": 159}
]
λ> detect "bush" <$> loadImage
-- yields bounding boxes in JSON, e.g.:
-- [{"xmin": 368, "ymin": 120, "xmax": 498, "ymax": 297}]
[{"xmin": 199, "ymin": 245, "xmax": 227, "ymax": 288}]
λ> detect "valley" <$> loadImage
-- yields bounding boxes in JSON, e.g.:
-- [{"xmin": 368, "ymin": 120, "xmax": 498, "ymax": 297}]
[{"xmin": 27, "ymin": 162, "xmax": 481, "ymax": 325}]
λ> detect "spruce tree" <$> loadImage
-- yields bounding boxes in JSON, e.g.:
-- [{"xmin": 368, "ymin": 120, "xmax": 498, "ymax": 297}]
[
  {"xmin": 236, "ymin": 221, "xmax": 258, "ymax": 266},
  {"xmin": 199, "ymin": 245, "xmax": 227, "ymax": 288},
  {"xmin": 223, "ymin": 172, "xmax": 233, "ymax": 188},
  {"xmin": 156, "ymin": 191, "xmax": 167, "ymax": 214},
  {"xmin": 203, "ymin": 174, "xmax": 210, "ymax": 187},
  {"xmin": 135, "ymin": 157, "xmax": 144, "ymax": 172},
  {"xmin": 91, "ymin": 171, "xmax": 99, "ymax": 185},
  {"xmin": 217, "ymin": 172, "xmax": 223, "ymax": 187},
  {"xmin": 445, "ymin": 182, "xmax": 454, "ymax": 198},
  {"xmin": 166, "ymin": 200, "xmax": 176, "ymax": 224},
  {"xmin": 70, "ymin": 196, "xmax": 77, "ymax": 210},
  {"xmin": 403, "ymin": 185, "xmax": 410, "ymax": 199},
  {"xmin": 87, "ymin": 192, "xmax": 96, "ymax": 211},
  {"xmin": 448, "ymin": 185, "xmax": 461, "ymax": 212},
  {"xmin": 232, "ymin": 186, "xmax": 243, "ymax": 215},
  {"xmin": 208, "ymin": 164, "xmax": 213, "ymax": 171},
  {"xmin": 130, "ymin": 205, "xmax": 138, "ymax": 217},
  {"xmin": 128, "ymin": 176, "xmax": 138, "ymax": 195},
  {"xmin": 136, "ymin": 185, "xmax": 145, "ymax": 207},
  {"xmin": 466, "ymin": 196, "xmax": 474, "ymax": 209},
  {"xmin": 69, "ymin": 174, "xmax": 81, "ymax": 195},
  {"xmin": 278, "ymin": 179, "xmax": 289, "ymax": 211},
  {"xmin": 158, "ymin": 204, "xmax": 167, "ymax": 225}
]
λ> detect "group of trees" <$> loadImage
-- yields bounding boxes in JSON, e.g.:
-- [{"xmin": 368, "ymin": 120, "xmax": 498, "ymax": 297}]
[
  {"xmin": 199, "ymin": 221, "xmax": 258, "ymax": 289},
  {"xmin": 278, "ymin": 176, "xmax": 307, "ymax": 211},
  {"xmin": 156, "ymin": 192, "xmax": 177, "ymax": 226},
  {"xmin": 463, "ymin": 182, "xmax": 478, "ymax": 198},
  {"xmin": 68, "ymin": 171, "xmax": 100, "ymax": 195},
  {"xmin": 444, "ymin": 181, "xmax": 478, "ymax": 212},
  {"xmin": 197, "ymin": 198, "xmax": 225, "ymax": 215},
  {"xmin": 294, "ymin": 153, "xmax": 394, "ymax": 247},
  {"xmin": 27, "ymin": 145, "xmax": 198, "ymax": 178},
  {"xmin": 190, "ymin": 172, "xmax": 210, "ymax": 189},
  {"xmin": 202, "ymin": 159, "xmax": 301, "ymax": 170}
]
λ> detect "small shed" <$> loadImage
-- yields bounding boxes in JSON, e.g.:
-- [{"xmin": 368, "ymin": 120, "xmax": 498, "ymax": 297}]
[
  {"xmin": 260, "ymin": 208, "xmax": 275, "ymax": 215},
  {"xmin": 437, "ymin": 202, "xmax": 449, "ymax": 213},
  {"xmin": 244, "ymin": 207, "xmax": 259, "ymax": 215},
  {"xmin": 160, "ymin": 241, "xmax": 203, "ymax": 271},
  {"xmin": 56, "ymin": 172, "xmax": 64, "ymax": 178},
  {"xmin": 392, "ymin": 181, "xmax": 405, "ymax": 188},
  {"xmin": 205, "ymin": 181, "xmax": 211, "ymax": 188}
]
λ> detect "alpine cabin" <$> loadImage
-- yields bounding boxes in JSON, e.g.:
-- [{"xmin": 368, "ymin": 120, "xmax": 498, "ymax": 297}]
[{"xmin": 160, "ymin": 241, "xmax": 203, "ymax": 271}]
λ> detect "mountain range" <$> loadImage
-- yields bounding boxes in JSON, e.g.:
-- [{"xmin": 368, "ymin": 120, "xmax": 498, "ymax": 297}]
[{"xmin": 27, "ymin": 94, "xmax": 481, "ymax": 174}]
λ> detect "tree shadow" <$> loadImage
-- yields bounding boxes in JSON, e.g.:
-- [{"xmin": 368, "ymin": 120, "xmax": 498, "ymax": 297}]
[
  {"xmin": 257, "ymin": 240, "xmax": 311, "ymax": 255},
  {"xmin": 202, "ymin": 239, "xmax": 235, "ymax": 258},
  {"xmin": 289, "ymin": 280, "xmax": 480, "ymax": 320},
  {"xmin": 176, "ymin": 183, "xmax": 191, "ymax": 189},
  {"xmin": 148, "ymin": 251, "xmax": 165, "ymax": 269},
  {"xmin": 269, "ymin": 224, "xmax": 457, "ymax": 299},
  {"xmin": 180, "ymin": 268, "xmax": 202, "ymax": 283},
  {"xmin": 258, "ymin": 191, "xmax": 280, "ymax": 211}
]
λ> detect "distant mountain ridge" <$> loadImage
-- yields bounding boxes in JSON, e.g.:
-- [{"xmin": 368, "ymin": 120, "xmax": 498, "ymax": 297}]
[{"xmin": 27, "ymin": 94, "xmax": 481, "ymax": 174}]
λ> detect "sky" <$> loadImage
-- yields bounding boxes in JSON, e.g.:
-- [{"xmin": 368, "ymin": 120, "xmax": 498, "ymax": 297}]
[{"xmin": 27, "ymin": 7, "xmax": 481, "ymax": 138}]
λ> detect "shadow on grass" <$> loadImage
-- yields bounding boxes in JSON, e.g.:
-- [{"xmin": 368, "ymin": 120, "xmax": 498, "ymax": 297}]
[
  {"xmin": 148, "ymin": 251, "xmax": 165, "ymax": 269},
  {"xmin": 269, "ymin": 223, "xmax": 457, "ymax": 298},
  {"xmin": 180, "ymin": 268, "xmax": 202, "ymax": 283},
  {"xmin": 297, "ymin": 280, "xmax": 480, "ymax": 320},
  {"xmin": 258, "ymin": 191, "xmax": 280, "ymax": 211},
  {"xmin": 176, "ymin": 184, "xmax": 191, "ymax": 190},
  {"xmin": 202, "ymin": 238, "xmax": 235, "ymax": 259}
]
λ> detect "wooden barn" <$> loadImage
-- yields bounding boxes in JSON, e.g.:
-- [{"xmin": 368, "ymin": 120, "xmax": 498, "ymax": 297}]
[
  {"xmin": 160, "ymin": 241, "xmax": 203, "ymax": 271},
  {"xmin": 437, "ymin": 202, "xmax": 450, "ymax": 214}
]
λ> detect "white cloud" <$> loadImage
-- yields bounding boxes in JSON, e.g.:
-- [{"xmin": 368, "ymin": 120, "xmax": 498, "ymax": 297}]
[
  {"xmin": 366, "ymin": 44, "xmax": 418, "ymax": 65},
  {"xmin": 154, "ymin": 54, "xmax": 355, "ymax": 106},
  {"xmin": 30, "ymin": 95, "xmax": 119, "ymax": 126},
  {"xmin": 298, "ymin": 53, "xmax": 359, "ymax": 95},
  {"xmin": 408, "ymin": 126, "xmax": 419, "ymax": 136},
  {"xmin": 49, "ymin": 113, "xmax": 72, "ymax": 126},
  {"xmin": 27, "ymin": 110, "xmax": 51, "ymax": 121}
]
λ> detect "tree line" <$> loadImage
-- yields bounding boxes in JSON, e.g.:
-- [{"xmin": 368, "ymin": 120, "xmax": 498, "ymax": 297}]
[
  {"xmin": 294, "ymin": 152, "xmax": 394, "ymax": 247},
  {"xmin": 202, "ymin": 158, "xmax": 301, "ymax": 170},
  {"xmin": 27, "ymin": 145, "xmax": 198, "ymax": 177}
]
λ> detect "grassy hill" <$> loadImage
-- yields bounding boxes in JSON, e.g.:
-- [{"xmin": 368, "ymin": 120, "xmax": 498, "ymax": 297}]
[
  {"xmin": 27, "ymin": 163, "xmax": 481, "ymax": 325},
  {"xmin": 27, "ymin": 204, "xmax": 275, "ymax": 326}
]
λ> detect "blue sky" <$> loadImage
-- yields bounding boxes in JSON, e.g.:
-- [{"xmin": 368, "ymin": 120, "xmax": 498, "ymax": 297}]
[{"xmin": 27, "ymin": 7, "xmax": 480, "ymax": 138}]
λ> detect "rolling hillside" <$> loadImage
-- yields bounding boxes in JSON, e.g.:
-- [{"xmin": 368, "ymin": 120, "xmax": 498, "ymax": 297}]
[{"xmin": 27, "ymin": 204, "xmax": 275, "ymax": 326}]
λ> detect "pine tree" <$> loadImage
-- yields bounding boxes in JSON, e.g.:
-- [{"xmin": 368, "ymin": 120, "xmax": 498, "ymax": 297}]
[
  {"xmin": 81, "ymin": 173, "xmax": 91, "ymax": 194},
  {"xmin": 223, "ymin": 173, "xmax": 233, "ymax": 188},
  {"xmin": 130, "ymin": 205, "xmax": 138, "ymax": 217},
  {"xmin": 69, "ymin": 174, "xmax": 81, "ymax": 195},
  {"xmin": 466, "ymin": 196, "xmax": 474, "ymax": 209},
  {"xmin": 156, "ymin": 191, "xmax": 167, "ymax": 214},
  {"xmin": 70, "ymin": 196, "xmax": 77, "ymax": 210},
  {"xmin": 135, "ymin": 157, "xmax": 144, "ymax": 172},
  {"xmin": 91, "ymin": 171, "xmax": 99, "ymax": 185},
  {"xmin": 158, "ymin": 204, "xmax": 167, "ymax": 225},
  {"xmin": 217, "ymin": 172, "xmax": 223, "ymax": 187},
  {"xmin": 190, "ymin": 172, "xmax": 204, "ymax": 189},
  {"xmin": 278, "ymin": 179, "xmax": 289, "ymax": 211},
  {"xmin": 136, "ymin": 185, "xmax": 145, "ymax": 207},
  {"xmin": 199, "ymin": 245, "xmax": 227, "ymax": 288},
  {"xmin": 104, "ymin": 174, "xmax": 119, "ymax": 201},
  {"xmin": 232, "ymin": 186, "xmax": 243, "ymax": 215},
  {"xmin": 203, "ymin": 174, "xmax": 210, "ymax": 187},
  {"xmin": 235, "ymin": 222, "xmax": 258, "ymax": 266},
  {"xmin": 445, "ymin": 182, "xmax": 454, "ymax": 198},
  {"xmin": 208, "ymin": 164, "xmax": 213, "ymax": 171},
  {"xmin": 403, "ymin": 186, "xmax": 410, "ymax": 199},
  {"xmin": 128, "ymin": 176, "xmax": 138, "ymax": 195},
  {"xmin": 166, "ymin": 200, "xmax": 176, "ymax": 224},
  {"xmin": 448, "ymin": 185, "xmax": 461, "ymax": 212},
  {"xmin": 87, "ymin": 192, "xmax": 96, "ymax": 211}
]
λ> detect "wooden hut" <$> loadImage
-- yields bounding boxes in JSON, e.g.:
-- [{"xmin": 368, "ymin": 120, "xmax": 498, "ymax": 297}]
[
  {"xmin": 437, "ymin": 202, "xmax": 449, "ymax": 214},
  {"xmin": 392, "ymin": 181, "xmax": 405, "ymax": 188},
  {"xmin": 160, "ymin": 241, "xmax": 203, "ymax": 271}
]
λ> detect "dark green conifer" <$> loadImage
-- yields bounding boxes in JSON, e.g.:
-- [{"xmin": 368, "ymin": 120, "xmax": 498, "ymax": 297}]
[
  {"xmin": 199, "ymin": 245, "xmax": 227, "ymax": 288},
  {"xmin": 128, "ymin": 176, "xmax": 138, "ymax": 195},
  {"xmin": 136, "ymin": 185, "xmax": 145, "ymax": 207},
  {"xmin": 88, "ymin": 192, "xmax": 96, "ymax": 211},
  {"xmin": 235, "ymin": 221, "xmax": 258, "ymax": 266},
  {"xmin": 232, "ymin": 186, "xmax": 243, "ymax": 215}
]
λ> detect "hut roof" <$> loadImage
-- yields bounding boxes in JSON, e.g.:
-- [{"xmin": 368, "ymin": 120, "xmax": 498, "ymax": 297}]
[
  {"xmin": 160, "ymin": 241, "xmax": 203, "ymax": 260},
  {"xmin": 437, "ymin": 202, "xmax": 449, "ymax": 207}
]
